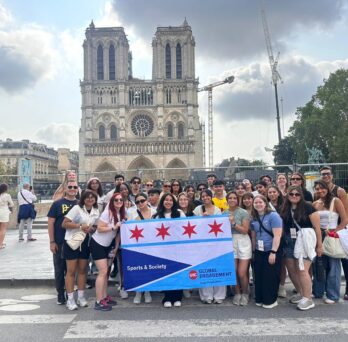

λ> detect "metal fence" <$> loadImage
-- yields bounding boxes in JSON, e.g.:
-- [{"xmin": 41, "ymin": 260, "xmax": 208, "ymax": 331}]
[{"xmin": 1, "ymin": 162, "xmax": 348, "ymax": 200}]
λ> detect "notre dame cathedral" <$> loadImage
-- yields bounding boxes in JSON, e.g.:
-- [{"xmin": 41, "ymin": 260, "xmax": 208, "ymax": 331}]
[{"xmin": 79, "ymin": 19, "xmax": 203, "ymax": 181}]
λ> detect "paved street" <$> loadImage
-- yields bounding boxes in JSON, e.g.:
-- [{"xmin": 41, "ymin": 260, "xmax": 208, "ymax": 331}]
[
  {"xmin": 1, "ymin": 228, "xmax": 348, "ymax": 341},
  {"xmin": 0, "ymin": 286, "xmax": 348, "ymax": 341}
]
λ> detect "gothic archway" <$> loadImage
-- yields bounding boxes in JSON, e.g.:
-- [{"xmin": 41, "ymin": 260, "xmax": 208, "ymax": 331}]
[
  {"xmin": 127, "ymin": 156, "xmax": 157, "ymax": 180},
  {"xmin": 165, "ymin": 158, "xmax": 188, "ymax": 180},
  {"xmin": 95, "ymin": 160, "xmax": 116, "ymax": 181}
]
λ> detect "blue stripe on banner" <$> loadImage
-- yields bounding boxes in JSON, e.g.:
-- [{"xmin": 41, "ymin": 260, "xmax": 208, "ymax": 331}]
[
  {"xmin": 125, "ymin": 213, "xmax": 229, "ymax": 225},
  {"xmin": 121, "ymin": 237, "xmax": 232, "ymax": 248},
  {"xmin": 129, "ymin": 252, "xmax": 236, "ymax": 291}
]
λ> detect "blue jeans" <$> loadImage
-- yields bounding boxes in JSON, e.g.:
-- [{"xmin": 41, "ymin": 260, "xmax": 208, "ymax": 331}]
[{"xmin": 313, "ymin": 255, "xmax": 341, "ymax": 301}]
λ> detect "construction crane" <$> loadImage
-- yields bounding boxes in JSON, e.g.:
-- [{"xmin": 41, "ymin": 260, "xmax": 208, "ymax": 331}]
[
  {"xmin": 198, "ymin": 75, "xmax": 234, "ymax": 168},
  {"xmin": 261, "ymin": 1, "xmax": 282, "ymax": 143}
]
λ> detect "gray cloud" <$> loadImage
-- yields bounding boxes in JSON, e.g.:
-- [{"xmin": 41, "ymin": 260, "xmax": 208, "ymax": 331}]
[
  {"xmin": 0, "ymin": 46, "xmax": 38, "ymax": 92},
  {"xmin": 213, "ymin": 56, "xmax": 325, "ymax": 121},
  {"xmin": 113, "ymin": 0, "xmax": 343, "ymax": 61},
  {"xmin": 35, "ymin": 123, "xmax": 79, "ymax": 149}
]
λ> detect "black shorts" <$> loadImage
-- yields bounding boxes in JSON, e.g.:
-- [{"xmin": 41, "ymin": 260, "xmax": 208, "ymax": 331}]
[
  {"xmin": 90, "ymin": 238, "xmax": 112, "ymax": 260},
  {"xmin": 62, "ymin": 236, "xmax": 90, "ymax": 260}
]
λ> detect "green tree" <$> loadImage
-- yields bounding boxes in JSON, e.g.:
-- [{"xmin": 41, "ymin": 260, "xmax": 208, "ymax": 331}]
[{"xmin": 274, "ymin": 68, "xmax": 348, "ymax": 163}]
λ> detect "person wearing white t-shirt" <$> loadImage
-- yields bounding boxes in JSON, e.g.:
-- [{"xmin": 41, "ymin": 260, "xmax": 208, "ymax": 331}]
[
  {"xmin": 62, "ymin": 190, "xmax": 100, "ymax": 311},
  {"xmin": 91, "ymin": 192, "xmax": 127, "ymax": 311},
  {"xmin": 129, "ymin": 193, "xmax": 157, "ymax": 305}
]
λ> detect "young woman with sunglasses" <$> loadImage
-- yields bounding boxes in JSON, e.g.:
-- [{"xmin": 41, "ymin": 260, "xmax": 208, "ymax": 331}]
[
  {"xmin": 280, "ymin": 186, "xmax": 322, "ymax": 311},
  {"xmin": 90, "ymin": 193, "xmax": 126, "ymax": 311},
  {"xmin": 193, "ymin": 189, "xmax": 225, "ymax": 304},
  {"xmin": 171, "ymin": 179, "xmax": 183, "ymax": 198},
  {"xmin": 153, "ymin": 193, "xmax": 185, "ymax": 308},
  {"xmin": 250, "ymin": 195, "xmax": 283, "ymax": 309},
  {"xmin": 289, "ymin": 172, "xmax": 313, "ymax": 202},
  {"xmin": 225, "ymin": 191, "xmax": 251, "ymax": 306},
  {"xmin": 312, "ymin": 180, "xmax": 348, "ymax": 303},
  {"xmin": 128, "ymin": 193, "xmax": 156, "ymax": 304},
  {"xmin": 62, "ymin": 189, "xmax": 100, "ymax": 311}
]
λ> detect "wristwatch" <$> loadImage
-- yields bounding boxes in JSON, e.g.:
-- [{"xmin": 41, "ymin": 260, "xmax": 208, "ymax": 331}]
[{"xmin": 270, "ymin": 250, "xmax": 277, "ymax": 254}]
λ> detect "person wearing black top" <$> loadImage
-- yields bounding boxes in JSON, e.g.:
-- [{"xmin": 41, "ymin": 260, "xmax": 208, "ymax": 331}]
[
  {"xmin": 280, "ymin": 186, "xmax": 322, "ymax": 311},
  {"xmin": 47, "ymin": 181, "xmax": 78, "ymax": 305},
  {"xmin": 153, "ymin": 193, "xmax": 185, "ymax": 308}
]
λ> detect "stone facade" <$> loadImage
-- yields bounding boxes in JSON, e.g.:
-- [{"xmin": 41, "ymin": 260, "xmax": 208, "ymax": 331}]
[
  {"xmin": 79, "ymin": 20, "xmax": 203, "ymax": 181},
  {"xmin": 0, "ymin": 139, "xmax": 58, "ymax": 180}
]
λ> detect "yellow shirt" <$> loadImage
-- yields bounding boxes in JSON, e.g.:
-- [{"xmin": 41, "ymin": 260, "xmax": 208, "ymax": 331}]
[{"xmin": 212, "ymin": 197, "xmax": 228, "ymax": 212}]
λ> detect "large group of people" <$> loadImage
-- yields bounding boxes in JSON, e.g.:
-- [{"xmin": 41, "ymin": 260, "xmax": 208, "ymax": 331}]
[{"xmin": 1, "ymin": 166, "xmax": 348, "ymax": 312}]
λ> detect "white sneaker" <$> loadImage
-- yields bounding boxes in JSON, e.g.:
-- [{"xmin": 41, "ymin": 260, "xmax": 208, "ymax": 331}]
[
  {"xmin": 297, "ymin": 297, "xmax": 315, "ymax": 311},
  {"xmin": 183, "ymin": 290, "xmax": 191, "ymax": 298},
  {"xmin": 144, "ymin": 291, "xmax": 152, "ymax": 303},
  {"xmin": 232, "ymin": 294, "xmax": 241, "ymax": 305},
  {"xmin": 262, "ymin": 301, "xmax": 278, "ymax": 309},
  {"xmin": 214, "ymin": 299, "xmax": 223, "ymax": 304},
  {"xmin": 119, "ymin": 288, "xmax": 129, "ymax": 299},
  {"xmin": 66, "ymin": 298, "xmax": 78, "ymax": 311},
  {"xmin": 163, "ymin": 301, "xmax": 172, "ymax": 308},
  {"xmin": 133, "ymin": 292, "xmax": 142, "ymax": 304},
  {"xmin": 202, "ymin": 299, "xmax": 213, "ymax": 304},
  {"xmin": 173, "ymin": 301, "xmax": 181, "ymax": 307},
  {"xmin": 77, "ymin": 296, "xmax": 88, "ymax": 307},
  {"xmin": 324, "ymin": 298, "xmax": 336, "ymax": 304},
  {"xmin": 278, "ymin": 285, "xmax": 287, "ymax": 298},
  {"xmin": 240, "ymin": 294, "xmax": 249, "ymax": 306}
]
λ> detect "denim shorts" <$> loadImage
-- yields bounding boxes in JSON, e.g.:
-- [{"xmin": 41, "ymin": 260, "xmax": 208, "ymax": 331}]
[
  {"xmin": 283, "ymin": 234, "xmax": 311, "ymax": 260},
  {"xmin": 283, "ymin": 235, "xmax": 296, "ymax": 259}
]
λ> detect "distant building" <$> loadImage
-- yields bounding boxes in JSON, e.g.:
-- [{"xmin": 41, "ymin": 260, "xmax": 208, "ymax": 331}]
[
  {"xmin": 0, "ymin": 139, "xmax": 78, "ymax": 182},
  {"xmin": 79, "ymin": 19, "xmax": 203, "ymax": 181}
]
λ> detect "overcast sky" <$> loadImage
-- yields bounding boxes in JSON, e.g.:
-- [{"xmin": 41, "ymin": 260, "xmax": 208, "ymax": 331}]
[{"xmin": 1, "ymin": 0, "xmax": 347, "ymax": 165}]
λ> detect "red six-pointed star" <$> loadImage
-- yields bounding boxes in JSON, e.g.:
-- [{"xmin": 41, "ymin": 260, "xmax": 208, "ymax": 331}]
[
  {"xmin": 208, "ymin": 220, "xmax": 223, "ymax": 237},
  {"xmin": 182, "ymin": 221, "xmax": 197, "ymax": 238},
  {"xmin": 130, "ymin": 225, "xmax": 144, "ymax": 242},
  {"xmin": 156, "ymin": 223, "xmax": 171, "ymax": 240}
]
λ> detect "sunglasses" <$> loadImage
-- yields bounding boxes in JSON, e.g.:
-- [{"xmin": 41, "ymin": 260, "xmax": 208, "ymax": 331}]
[
  {"xmin": 291, "ymin": 177, "xmax": 302, "ymax": 181},
  {"xmin": 135, "ymin": 199, "xmax": 146, "ymax": 205},
  {"xmin": 163, "ymin": 185, "xmax": 171, "ymax": 188},
  {"xmin": 67, "ymin": 186, "xmax": 78, "ymax": 189},
  {"xmin": 288, "ymin": 192, "xmax": 301, "ymax": 197},
  {"xmin": 114, "ymin": 198, "xmax": 123, "ymax": 202},
  {"xmin": 198, "ymin": 187, "xmax": 206, "ymax": 191},
  {"xmin": 132, "ymin": 181, "xmax": 140, "ymax": 184},
  {"xmin": 320, "ymin": 172, "xmax": 331, "ymax": 177},
  {"xmin": 146, "ymin": 183, "xmax": 153, "ymax": 187}
]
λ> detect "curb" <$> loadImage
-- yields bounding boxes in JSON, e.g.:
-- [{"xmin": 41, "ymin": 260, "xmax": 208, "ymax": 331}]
[
  {"xmin": 0, "ymin": 278, "xmax": 119, "ymax": 288},
  {"xmin": 0, "ymin": 279, "xmax": 55, "ymax": 288}
]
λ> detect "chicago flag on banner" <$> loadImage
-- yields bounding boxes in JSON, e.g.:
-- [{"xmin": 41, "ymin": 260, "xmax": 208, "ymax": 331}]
[{"xmin": 121, "ymin": 215, "xmax": 236, "ymax": 291}]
